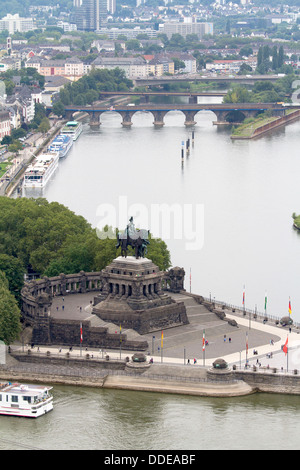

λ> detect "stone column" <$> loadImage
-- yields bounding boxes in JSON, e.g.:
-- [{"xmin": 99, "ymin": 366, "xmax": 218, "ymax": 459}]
[
  {"xmin": 183, "ymin": 110, "xmax": 197, "ymax": 127},
  {"xmin": 60, "ymin": 274, "xmax": 67, "ymax": 296},
  {"xmin": 152, "ymin": 110, "xmax": 167, "ymax": 128},
  {"xmin": 119, "ymin": 111, "xmax": 134, "ymax": 127},
  {"xmin": 79, "ymin": 271, "xmax": 87, "ymax": 293},
  {"xmin": 89, "ymin": 112, "xmax": 101, "ymax": 128}
]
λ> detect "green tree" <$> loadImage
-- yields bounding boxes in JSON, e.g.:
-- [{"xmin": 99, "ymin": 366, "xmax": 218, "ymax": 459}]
[
  {"xmin": 0, "ymin": 271, "xmax": 21, "ymax": 345},
  {"xmin": 172, "ymin": 58, "xmax": 186, "ymax": 72},
  {"xmin": 272, "ymin": 46, "xmax": 278, "ymax": 70},
  {"xmin": 38, "ymin": 117, "xmax": 50, "ymax": 134},
  {"xmin": 52, "ymin": 101, "xmax": 65, "ymax": 117},
  {"xmin": 223, "ymin": 86, "xmax": 251, "ymax": 103},
  {"xmin": 278, "ymin": 46, "xmax": 284, "ymax": 68},
  {"xmin": 0, "ymin": 254, "xmax": 25, "ymax": 302}
]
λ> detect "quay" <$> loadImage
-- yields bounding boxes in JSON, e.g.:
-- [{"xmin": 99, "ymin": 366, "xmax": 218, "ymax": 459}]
[{"xmin": 2, "ymin": 291, "xmax": 300, "ymax": 397}]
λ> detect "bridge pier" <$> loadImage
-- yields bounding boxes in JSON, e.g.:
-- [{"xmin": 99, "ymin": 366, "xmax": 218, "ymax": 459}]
[
  {"xmin": 89, "ymin": 112, "xmax": 101, "ymax": 129},
  {"xmin": 152, "ymin": 110, "xmax": 167, "ymax": 127},
  {"xmin": 183, "ymin": 110, "xmax": 197, "ymax": 127},
  {"xmin": 189, "ymin": 96, "xmax": 198, "ymax": 104},
  {"xmin": 119, "ymin": 111, "xmax": 134, "ymax": 127}
]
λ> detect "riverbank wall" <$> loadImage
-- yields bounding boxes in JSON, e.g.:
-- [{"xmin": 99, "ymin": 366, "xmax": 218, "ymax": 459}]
[
  {"xmin": 2, "ymin": 353, "xmax": 300, "ymax": 397},
  {"xmin": 231, "ymin": 109, "xmax": 300, "ymax": 140}
]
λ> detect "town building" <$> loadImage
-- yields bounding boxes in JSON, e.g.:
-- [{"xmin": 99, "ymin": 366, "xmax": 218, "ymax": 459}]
[
  {"xmin": 74, "ymin": 0, "xmax": 108, "ymax": 31},
  {"xmin": 25, "ymin": 57, "xmax": 84, "ymax": 78},
  {"xmin": 0, "ymin": 111, "xmax": 11, "ymax": 139},
  {"xmin": 0, "ymin": 57, "xmax": 21, "ymax": 72},
  {"xmin": 92, "ymin": 56, "xmax": 148, "ymax": 78},
  {"xmin": 0, "ymin": 14, "xmax": 35, "ymax": 35},
  {"xmin": 96, "ymin": 27, "xmax": 157, "ymax": 39},
  {"xmin": 205, "ymin": 58, "xmax": 257, "ymax": 74},
  {"xmin": 160, "ymin": 21, "xmax": 213, "ymax": 39}
]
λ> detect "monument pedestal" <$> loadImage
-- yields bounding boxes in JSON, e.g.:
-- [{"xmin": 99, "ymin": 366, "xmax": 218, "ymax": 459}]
[{"xmin": 93, "ymin": 256, "xmax": 189, "ymax": 334}]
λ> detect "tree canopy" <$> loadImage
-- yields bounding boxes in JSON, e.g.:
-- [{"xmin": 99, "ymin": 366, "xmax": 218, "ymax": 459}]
[
  {"xmin": 59, "ymin": 68, "xmax": 133, "ymax": 107},
  {"xmin": 0, "ymin": 197, "xmax": 171, "ymax": 281},
  {"xmin": 224, "ymin": 76, "xmax": 297, "ymax": 104},
  {"xmin": 0, "ymin": 271, "xmax": 21, "ymax": 345}
]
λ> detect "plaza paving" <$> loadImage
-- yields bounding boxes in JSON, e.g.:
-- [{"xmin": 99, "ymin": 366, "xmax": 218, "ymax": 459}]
[{"xmin": 48, "ymin": 291, "xmax": 300, "ymax": 370}]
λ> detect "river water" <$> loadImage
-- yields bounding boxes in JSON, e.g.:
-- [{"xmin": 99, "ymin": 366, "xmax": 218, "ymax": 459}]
[
  {"xmin": 16, "ymin": 98, "xmax": 300, "ymax": 450},
  {"xmin": 0, "ymin": 386, "xmax": 300, "ymax": 450}
]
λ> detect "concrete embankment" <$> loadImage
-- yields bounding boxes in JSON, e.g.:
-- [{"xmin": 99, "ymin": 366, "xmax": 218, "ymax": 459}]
[
  {"xmin": 0, "ymin": 361, "xmax": 254, "ymax": 397},
  {"xmin": 231, "ymin": 109, "xmax": 300, "ymax": 140},
  {"xmin": 2, "ymin": 348, "xmax": 300, "ymax": 396}
]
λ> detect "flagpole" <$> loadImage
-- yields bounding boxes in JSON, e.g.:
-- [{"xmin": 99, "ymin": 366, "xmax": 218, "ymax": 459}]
[
  {"xmin": 80, "ymin": 322, "xmax": 82, "ymax": 357},
  {"xmin": 246, "ymin": 331, "xmax": 248, "ymax": 368},
  {"xmin": 202, "ymin": 330, "xmax": 205, "ymax": 367},
  {"xmin": 283, "ymin": 335, "xmax": 289, "ymax": 372},
  {"xmin": 119, "ymin": 324, "xmax": 122, "ymax": 360},
  {"xmin": 189, "ymin": 268, "xmax": 191, "ymax": 293},
  {"xmin": 286, "ymin": 335, "xmax": 289, "ymax": 372},
  {"xmin": 161, "ymin": 330, "xmax": 163, "ymax": 363},
  {"xmin": 264, "ymin": 291, "xmax": 267, "ymax": 317}
]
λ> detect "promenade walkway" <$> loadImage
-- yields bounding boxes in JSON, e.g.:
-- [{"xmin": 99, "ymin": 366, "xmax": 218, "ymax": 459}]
[{"xmin": 23, "ymin": 291, "xmax": 300, "ymax": 372}]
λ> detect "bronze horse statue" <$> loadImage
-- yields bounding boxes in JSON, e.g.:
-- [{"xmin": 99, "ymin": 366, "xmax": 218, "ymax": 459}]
[{"xmin": 116, "ymin": 218, "xmax": 149, "ymax": 259}]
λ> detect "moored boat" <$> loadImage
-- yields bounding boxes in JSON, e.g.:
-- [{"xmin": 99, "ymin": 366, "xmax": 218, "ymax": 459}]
[
  {"xmin": 0, "ymin": 382, "xmax": 53, "ymax": 418},
  {"xmin": 23, "ymin": 152, "xmax": 59, "ymax": 188},
  {"xmin": 60, "ymin": 121, "xmax": 83, "ymax": 141},
  {"xmin": 48, "ymin": 134, "xmax": 73, "ymax": 158}
]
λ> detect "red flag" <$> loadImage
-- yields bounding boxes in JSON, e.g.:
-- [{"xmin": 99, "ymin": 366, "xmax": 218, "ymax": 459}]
[
  {"xmin": 283, "ymin": 337, "xmax": 288, "ymax": 356},
  {"xmin": 202, "ymin": 330, "xmax": 205, "ymax": 351},
  {"xmin": 80, "ymin": 322, "xmax": 83, "ymax": 343}
]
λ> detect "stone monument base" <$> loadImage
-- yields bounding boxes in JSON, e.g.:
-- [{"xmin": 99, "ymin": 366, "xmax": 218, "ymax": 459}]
[{"xmin": 92, "ymin": 256, "xmax": 189, "ymax": 334}]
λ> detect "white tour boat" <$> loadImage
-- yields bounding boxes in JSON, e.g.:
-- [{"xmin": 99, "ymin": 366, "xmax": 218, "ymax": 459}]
[
  {"xmin": 48, "ymin": 134, "xmax": 73, "ymax": 158},
  {"xmin": 23, "ymin": 152, "xmax": 59, "ymax": 188},
  {"xmin": 60, "ymin": 120, "xmax": 83, "ymax": 141},
  {"xmin": 0, "ymin": 382, "xmax": 53, "ymax": 418}
]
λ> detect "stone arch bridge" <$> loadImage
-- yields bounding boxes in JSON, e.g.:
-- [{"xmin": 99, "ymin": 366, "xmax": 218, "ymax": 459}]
[{"xmin": 51, "ymin": 103, "xmax": 286, "ymax": 128}]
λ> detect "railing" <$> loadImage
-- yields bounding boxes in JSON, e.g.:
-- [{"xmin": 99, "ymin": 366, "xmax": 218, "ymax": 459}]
[{"xmin": 202, "ymin": 296, "xmax": 300, "ymax": 329}]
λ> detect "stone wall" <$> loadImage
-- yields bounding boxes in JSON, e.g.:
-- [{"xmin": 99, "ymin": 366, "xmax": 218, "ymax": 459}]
[
  {"xmin": 234, "ymin": 370, "xmax": 300, "ymax": 395},
  {"xmin": 32, "ymin": 317, "xmax": 148, "ymax": 351},
  {"xmin": 21, "ymin": 265, "xmax": 187, "ymax": 349}
]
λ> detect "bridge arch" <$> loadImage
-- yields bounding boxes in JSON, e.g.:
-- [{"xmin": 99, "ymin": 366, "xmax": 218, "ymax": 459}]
[
  {"xmin": 223, "ymin": 110, "xmax": 247, "ymax": 123},
  {"xmin": 97, "ymin": 110, "xmax": 122, "ymax": 127}
]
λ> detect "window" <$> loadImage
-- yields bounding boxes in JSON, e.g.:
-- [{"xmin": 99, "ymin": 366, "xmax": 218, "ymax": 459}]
[{"xmin": 11, "ymin": 396, "xmax": 18, "ymax": 403}]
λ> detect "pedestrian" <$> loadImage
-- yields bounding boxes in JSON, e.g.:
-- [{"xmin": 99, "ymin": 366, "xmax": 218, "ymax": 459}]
[
  {"xmin": 194, "ymin": 358, "xmax": 197, "ymax": 364},
  {"xmin": 224, "ymin": 335, "xmax": 226, "ymax": 342},
  {"xmin": 187, "ymin": 359, "xmax": 190, "ymax": 365},
  {"xmin": 229, "ymin": 337, "xmax": 231, "ymax": 343}
]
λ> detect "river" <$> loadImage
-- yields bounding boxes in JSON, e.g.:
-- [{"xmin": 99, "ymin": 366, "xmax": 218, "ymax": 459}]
[
  {"xmin": 16, "ymin": 98, "xmax": 300, "ymax": 450},
  {"xmin": 0, "ymin": 386, "xmax": 299, "ymax": 450}
]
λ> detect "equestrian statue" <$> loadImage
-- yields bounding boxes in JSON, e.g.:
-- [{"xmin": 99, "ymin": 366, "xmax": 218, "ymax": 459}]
[{"xmin": 116, "ymin": 217, "xmax": 150, "ymax": 259}]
